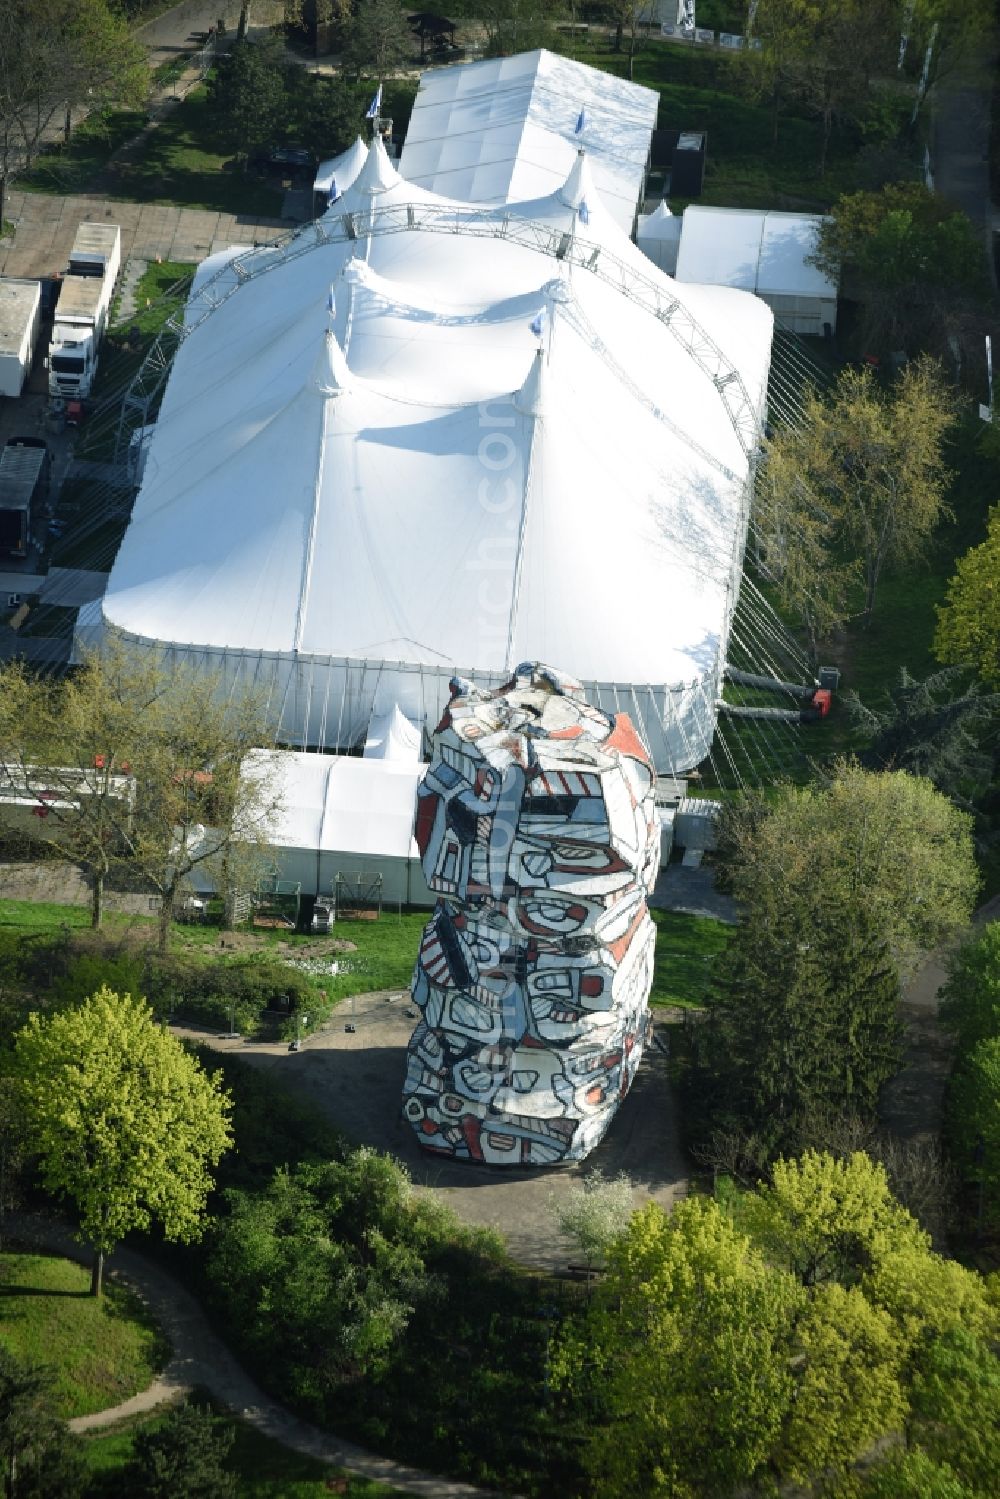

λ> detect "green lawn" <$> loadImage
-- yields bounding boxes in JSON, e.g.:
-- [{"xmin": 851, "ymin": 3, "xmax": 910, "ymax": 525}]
[
  {"xmin": 97, "ymin": 87, "xmax": 283, "ymax": 215},
  {"xmin": 19, "ymin": 87, "xmax": 281, "ymax": 217},
  {"xmin": 82, "ymin": 1400, "xmax": 406, "ymax": 1498},
  {"xmin": 0, "ymin": 1253, "xmax": 168, "ymax": 1419},
  {"xmin": 650, "ymin": 908, "xmax": 731, "ymax": 1008},
  {"xmin": 561, "ymin": 36, "xmax": 872, "ymax": 209},
  {"xmin": 19, "ymin": 110, "xmax": 151, "ymax": 198}
]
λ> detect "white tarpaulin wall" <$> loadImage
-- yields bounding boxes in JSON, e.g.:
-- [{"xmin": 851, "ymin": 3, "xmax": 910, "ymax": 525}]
[
  {"xmin": 96, "ymin": 108, "xmax": 773, "ymax": 780},
  {"xmin": 246, "ymin": 749, "xmax": 432, "ymax": 903},
  {"xmin": 674, "ymin": 206, "xmax": 838, "ymax": 335},
  {"xmin": 636, "ymin": 200, "xmax": 681, "ymax": 275},
  {"xmin": 400, "ymin": 48, "xmax": 658, "ymax": 234}
]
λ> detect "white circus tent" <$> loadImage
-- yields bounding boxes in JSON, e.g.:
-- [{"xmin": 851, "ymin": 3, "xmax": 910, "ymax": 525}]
[{"xmin": 92, "ymin": 119, "xmax": 773, "ymax": 780}]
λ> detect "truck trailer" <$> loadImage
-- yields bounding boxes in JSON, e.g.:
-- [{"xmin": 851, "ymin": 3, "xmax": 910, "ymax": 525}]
[
  {"xmin": 47, "ymin": 223, "xmax": 121, "ymax": 402},
  {"xmin": 0, "ymin": 278, "xmax": 42, "ymax": 399},
  {"xmin": 0, "ymin": 438, "xmax": 50, "ymax": 558}
]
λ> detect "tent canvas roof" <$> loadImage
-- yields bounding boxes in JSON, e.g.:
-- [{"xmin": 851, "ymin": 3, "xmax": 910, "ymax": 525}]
[
  {"xmin": 400, "ymin": 48, "xmax": 658, "ymax": 233},
  {"xmin": 674, "ymin": 206, "xmax": 835, "ymax": 299},
  {"xmin": 248, "ymin": 749, "xmax": 425, "ymax": 859},
  {"xmin": 102, "ymin": 134, "xmax": 772, "ymax": 709}
]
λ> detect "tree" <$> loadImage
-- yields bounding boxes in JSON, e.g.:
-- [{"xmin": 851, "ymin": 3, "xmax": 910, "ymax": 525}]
[
  {"xmin": 554, "ymin": 1169, "xmax": 634, "ymax": 1272},
  {"xmin": 0, "ymin": 0, "xmax": 146, "ymax": 228},
  {"xmin": 206, "ymin": 35, "xmax": 294, "ymax": 162},
  {"xmin": 690, "ymin": 895, "xmax": 902, "ymax": 1156},
  {"xmin": 482, "ymin": 0, "xmax": 562, "ymax": 58},
  {"xmin": 762, "ymin": 358, "xmax": 957, "ymax": 623},
  {"xmin": 205, "ymin": 1150, "xmax": 449, "ymax": 1395},
  {"xmin": 745, "ymin": 0, "xmax": 897, "ymax": 169},
  {"xmin": 341, "ymin": 0, "xmax": 412, "ymax": 82},
  {"xmin": 908, "ymin": 1325, "xmax": 1000, "ymax": 1495},
  {"xmin": 128, "ymin": 1402, "xmax": 237, "ymax": 1499},
  {"xmin": 946, "ymin": 1037, "xmax": 1000, "ymax": 1223},
  {"xmin": 0, "ymin": 642, "xmax": 281, "ymax": 945},
  {"xmin": 811, "ymin": 183, "xmax": 990, "ymax": 359},
  {"xmin": 848, "ymin": 666, "xmax": 999, "ymax": 794},
  {"xmin": 0, "ymin": 1349, "xmax": 84, "ymax": 1499},
  {"xmin": 552, "ymin": 1197, "xmax": 802, "ymax": 1497},
  {"xmin": 553, "ymin": 1152, "xmax": 998, "ymax": 1497},
  {"xmin": 13, "ymin": 987, "xmax": 232, "ymax": 1296},
  {"xmin": 852, "ymin": 1449, "xmax": 981, "ymax": 1498},
  {"xmin": 690, "ymin": 765, "xmax": 978, "ymax": 1155},
  {"xmin": 939, "ymin": 923, "xmax": 1000, "ymax": 1056},
  {"xmin": 934, "ymin": 505, "xmax": 1000, "ymax": 687},
  {"xmin": 752, "ymin": 434, "xmax": 858, "ymax": 661},
  {"xmin": 0, "ymin": 650, "xmax": 160, "ymax": 930}
]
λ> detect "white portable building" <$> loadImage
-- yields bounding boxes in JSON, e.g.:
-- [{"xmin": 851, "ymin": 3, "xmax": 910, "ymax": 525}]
[
  {"xmin": 0, "ymin": 279, "xmax": 42, "ymax": 399},
  {"xmin": 636, "ymin": 200, "xmax": 682, "ymax": 275},
  {"xmin": 400, "ymin": 48, "xmax": 658, "ymax": 235},
  {"xmin": 245, "ymin": 749, "xmax": 432, "ymax": 904},
  {"xmin": 93, "ymin": 116, "xmax": 773, "ymax": 781},
  {"xmin": 674, "ymin": 206, "xmax": 837, "ymax": 335}
]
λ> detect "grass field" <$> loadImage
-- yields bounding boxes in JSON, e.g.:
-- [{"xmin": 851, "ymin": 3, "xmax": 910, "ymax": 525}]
[
  {"xmin": 97, "ymin": 87, "xmax": 283, "ymax": 215},
  {"xmin": 651, "ymin": 907, "xmax": 731, "ymax": 1008},
  {"xmin": 0, "ymin": 895, "xmax": 732, "ymax": 1012},
  {"xmin": 561, "ymin": 36, "xmax": 873, "ymax": 209},
  {"xmin": 0, "ymin": 1252, "xmax": 168, "ymax": 1419},
  {"xmin": 82, "ymin": 1400, "xmax": 406, "ymax": 1498}
]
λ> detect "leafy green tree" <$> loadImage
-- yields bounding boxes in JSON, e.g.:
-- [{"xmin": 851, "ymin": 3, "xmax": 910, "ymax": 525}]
[
  {"xmin": 0, "ymin": 648, "xmax": 162, "ymax": 930},
  {"xmin": 726, "ymin": 763, "xmax": 978, "ymax": 976},
  {"xmin": 849, "ymin": 666, "xmax": 998, "ymax": 793},
  {"xmin": 205, "ymin": 1150, "xmax": 448, "ymax": 1396},
  {"xmin": 207, "ymin": 34, "xmax": 293, "ymax": 161},
  {"xmin": 939, "ymin": 924, "xmax": 1000, "ymax": 1056},
  {"xmin": 128, "ymin": 1402, "xmax": 237, "ymax": 1499},
  {"xmin": 0, "ymin": 1349, "xmax": 84, "ymax": 1499},
  {"xmin": 934, "ymin": 505, "xmax": 1000, "ymax": 687},
  {"xmin": 552, "ymin": 1196, "xmax": 802, "ymax": 1498},
  {"xmin": 690, "ymin": 894, "xmax": 901, "ymax": 1155},
  {"xmin": 777, "ymin": 1280, "xmax": 906, "ymax": 1483},
  {"xmin": 908, "ymin": 1326, "xmax": 1000, "ymax": 1495},
  {"xmin": 555, "ymin": 1152, "xmax": 999, "ymax": 1498},
  {"xmin": 746, "ymin": 0, "xmax": 897, "ymax": 169},
  {"xmin": 762, "ymin": 358, "xmax": 957, "ymax": 623},
  {"xmin": 553, "ymin": 1169, "xmax": 634, "ymax": 1272},
  {"xmin": 946, "ymin": 1037, "xmax": 1000, "ymax": 1222},
  {"xmin": 0, "ymin": 0, "xmax": 146, "ymax": 227},
  {"xmin": 13, "ymin": 988, "xmax": 232, "ymax": 1295},
  {"xmin": 482, "ymin": 0, "xmax": 563, "ymax": 58},
  {"xmin": 811, "ymin": 183, "xmax": 989, "ymax": 358},
  {"xmin": 848, "ymin": 1448, "xmax": 981, "ymax": 1498},
  {"xmin": 341, "ymin": 0, "xmax": 412, "ymax": 81},
  {"xmin": 691, "ymin": 764, "xmax": 977, "ymax": 1154}
]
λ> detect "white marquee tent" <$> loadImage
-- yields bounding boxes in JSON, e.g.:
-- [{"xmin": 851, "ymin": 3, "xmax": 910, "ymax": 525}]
[
  {"xmin": 674, "ymin": 206, "xmax": 837, "ymax": 335},
  {"xmin": 399, "ymin": 48, "xmax": 658, "ymax": 234},
  {"xmin": 245, "ymin": 748, "xmax": 432, "ymax": 903},
  {"xmin": 93, "ymin": 103, "xmax": 773, "ymax": 780}
]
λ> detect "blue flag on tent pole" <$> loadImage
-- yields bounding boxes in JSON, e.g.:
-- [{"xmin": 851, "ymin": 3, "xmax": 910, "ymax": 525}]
[
  {"xmin": 578, "ymin": 199, "xmax": 590, "ymax": 225},
  {"xmin": 574, "ymin": 106, "xmax": 587, "ymax": 135},
  {"xmin": 366, "ymin": 83, "xmax": 382, "ymax": 119},
  {"xmin": 530, "ymin": 307, "xmax": 547, "ymax": 338}
]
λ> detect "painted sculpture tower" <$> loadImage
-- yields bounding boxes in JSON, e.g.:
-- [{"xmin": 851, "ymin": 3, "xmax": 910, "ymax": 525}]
[{"xmin": 402, "ymin": 662, "xmax": 659, "ymax": 1166}]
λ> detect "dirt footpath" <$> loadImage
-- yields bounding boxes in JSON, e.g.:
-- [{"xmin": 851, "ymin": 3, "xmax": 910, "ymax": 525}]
[{"xmin": 175, "ymin": 991, "xmax": 689, "ymax": 1272}]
